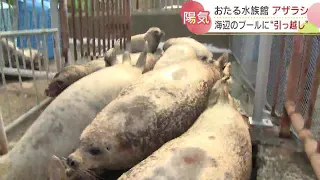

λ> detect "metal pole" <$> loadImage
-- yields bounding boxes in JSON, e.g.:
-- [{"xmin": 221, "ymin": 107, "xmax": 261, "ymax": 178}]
[
  {"xmin": 50, "ymin": 0, "xmax": 60, "ymax": 35},
  {"xmin": 250, "ymin": 35, "xmax": 273, "ymax": 127},
  {"xmin": 5, "ymin": 98, "xmax": 53, "ymax": 133},
  {"xmin": 0, "ymin": 29, "xmax": 58, "ymax": 37},
  {"xmin": 0, "ymin": 67, "xmax": 56, "ymax": 79}
]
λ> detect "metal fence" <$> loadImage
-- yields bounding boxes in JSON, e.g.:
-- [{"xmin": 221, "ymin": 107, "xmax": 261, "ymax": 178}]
[
  {"xmin": 0, "ymin": 0, "xmax": 130, "ymax": 133},
  {"xmin": 67, "ymin": 0, "xmax": 131, "ymax": 62},
  {"xmin": 232, "ymin": 35, "xmax": 320, "ymax": 178},
  {"xmin": 0, "ymin": 0, "xmax": 62, "ymax": 128}
]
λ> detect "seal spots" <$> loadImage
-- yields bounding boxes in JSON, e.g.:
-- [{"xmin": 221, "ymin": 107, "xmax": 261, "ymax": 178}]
[
  {"xmin": 172, "ymin": 68, "xmax": 188, "ymax": 80},
  {"xmin": 224, "ymin": 172, "xmax": 233, "ymax": 180},
  {"xmin": 208, "ymin": 136, "xmax": 215, "ymax": 140},
  {"xmin": 210, "ymin": 158, "xmax": 218, "ymax": 167},
  {"xmin": 183, "ymin": 155, "xmax": 200, "ymax": 164}
]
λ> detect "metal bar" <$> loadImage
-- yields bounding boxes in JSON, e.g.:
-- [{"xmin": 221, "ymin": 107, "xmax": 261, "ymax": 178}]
[
  {"xmin": 0, "ymin": 67, "xmax": 56, "ymax": 78},
  {"xmin": 91, "ymin": 0, "xmax": 96, "ymax": 59},
  {"xmin": 280, "ymin": 36, "xmax": 304, "ymax": 137},
  {"xmin": 21, "ymin": 45, "xmax": 27, "ymax": 69},
  {"xmin": 123, "ymin": 0, "xmax": 127, "ymax": 50},
  {"xmin": 126, "ymin": 0, "xmax": 131, "ymax": 51},
  {"xmin": 122, "ymin": 0, "xmax": 125, "ymax": 48},
  {"xmin": 59, "ymin": 0, "xmax": 70, "ymax": 65},
  {"xmin": 5, "ymin": 98, "xmax": 53, "ymax": 133},
  {"xmin": 78, "ymin": 0, "xmax": 84, "ymax": 57},
  {"xmin": 5, "ymin": 38, "xmax": 13, "ymax": 68},
  {"xmin": 42, "ymin": 0, "xmax": 50, "ymax": 82},
  {"xmin": 102, "ymin": 0, "xmax": 106, "ymax": 53},
  {"xmin": 11, "ymin": 36, "xmax": 26, "ymax": 112},
  {"xmin": 271, "ymin": 35, "xmax": 285, "ymax": 116},
  {"xmin": 296, "ymin": 36, "xmax": 313, "ymax": 113},
  {"xmin": 0, "ymin": 36, "xmax": 11, "ymax": 120},
  {"xmin": 1, "ymin": 0, "xmax": 7, "ymax": 31},
  {"xmin": 305, "ymin": 39, "xmax": 320, "ymax": 129},
  {"xmin": 53, "ymin": 32, "xmax": 62, "ymax": 71},
  {"xmin": 23, "ymin": 0, "xmax": 28, "ymax": 35},
  {"xmin": 13, "ymin": 0, "xmax": 19, "ymax": 31},
  {"xmin": 136, "ymin": 0, "xmax": 139, "ymax": 10},
  {"xmin": 287, "ymin": 36, "xmax": 304, "ymax": 101},
  {"xmin": 285, "ymin": 101, "xmax": 320, "ymax": 179},
  {"xmin": 111, "ymin": 0, "xmax": 115, "ymax": 48},
  {"xmin": 0, "ymin": 29, "xmax": 58, "ymax": 37},
  {"xmin": 120, "ymin": 0, "xmax": 124, "ymax": 49},
  {"xmin": 97, "ymin": 0, "xmax": 102, "ymax": 56},
  {"xmin": 71, "ymin": 0, "xmax": 77, "ymax": 61},
  {"xmin": 27, "ymin": 36, "xmax": 40, "ymax": 104},
  {"xmin": 0, "ymin": 108, "xmax": 8, "ymax": 155},
  {"xmin": 115, "ymin": 0, "xmax": 119, "ymax": 49},
  {"xmin": 32, "ymin": 0, "xmax": 42, "ymax": 71},
  {"xmin": 84, "ymin": 0, "xmax": 90, "ymax": 58},
  {"xmin": 251, "ymin": 35, "xmax": 273, "ymax": 126},
  {"xmin": 7, "ymin": 0, "xmax": 13, "ymax": 29},
  {"xmin": 107, "ymin": 0, "xmax": 110, "ymax": 50}
]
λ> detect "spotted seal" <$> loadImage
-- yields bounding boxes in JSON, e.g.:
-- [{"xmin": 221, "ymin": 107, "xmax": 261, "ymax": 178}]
[{"xmin": 65, "ymin": 54, "xmax": 228, "ymax": 174}]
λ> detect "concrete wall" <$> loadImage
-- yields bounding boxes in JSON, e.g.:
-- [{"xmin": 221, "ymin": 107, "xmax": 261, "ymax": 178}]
[
  {"xmin": 68, "ymin": 13, "xmax": 231, "ymax": 49},
  {"xmin": 131, "ymin": 13, "xmax": 231, "ymax": 49}
]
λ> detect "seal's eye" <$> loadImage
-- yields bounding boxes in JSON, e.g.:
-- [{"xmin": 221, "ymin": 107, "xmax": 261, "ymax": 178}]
[
  {"xmin": 201, "ymin": 56, "xmax": 207, "ymax": 62},
  {"xmin": 89, "ymin": 147, "xmax": 102, "ymax": 156}
]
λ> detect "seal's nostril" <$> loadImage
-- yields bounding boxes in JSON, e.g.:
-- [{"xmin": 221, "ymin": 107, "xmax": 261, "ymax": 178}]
[
  {"xmin": 70, "ymin": 161, "xmax": 75, "ymax": 167},
  {"xmin": 66, "ymin": 156, "xmax": 77, "ymax": 168}
]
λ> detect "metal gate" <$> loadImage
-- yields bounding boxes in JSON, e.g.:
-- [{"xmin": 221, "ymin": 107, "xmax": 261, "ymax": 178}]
[{"xmin": 66, "ymin": 0, "xmax": 131, "ymax": 63}]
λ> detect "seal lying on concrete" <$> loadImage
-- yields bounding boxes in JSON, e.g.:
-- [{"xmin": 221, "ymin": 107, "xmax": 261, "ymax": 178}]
[
  {"xmin": 1, "ymin": 38, "xmax": 44, "ymax": 70},
  {"xmin": 118, "ymin": 75, "xmax": 252, "ymax": 180},
  {"xmin": 0, "ymin": 49, "xmax": 147, "ymax": 180},
  {"xmin": 104, "ymin": 45, "xmax": 163, "ymax": 73},
  {"xmin": 154, "ymin": 44, "xmax": 228, "ymax": 74},
  {"xmin": 66, "ymin": 54, "xmax": 228, "ymax": 173},
  {"xmin": 162, "ymin": 37, "xmax": 213, "ymax": 62},
  {"xmin": 153, "ymin": 44, "xmax": 199, "ymax": 70},
  {"xmin": 45, "ymin": 59, "xmax": 105, "ymax": 97},
  {"xmin": 115, "ymin": 27, "xmax": 165, "ymax": 53}
]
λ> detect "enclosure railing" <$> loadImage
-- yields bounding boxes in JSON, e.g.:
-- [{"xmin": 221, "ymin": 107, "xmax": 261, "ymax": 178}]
[
  {"xmin": 0, "ymin": 29, "xmax": 61, "ymax": 131},
  {"xmin": 233, "ymin": 35, "xmax": 320, "ymax": 179},
  {"xmin": 0, "ymin": 0, "xmax": 63, "ymax": 125},
  {"xmin": 66, "ymin": 0, "xmax": 131, "ymax": 62},
  {"xmin": 275, "ymin": 36, "xmax": 320, "ymax": 178}
]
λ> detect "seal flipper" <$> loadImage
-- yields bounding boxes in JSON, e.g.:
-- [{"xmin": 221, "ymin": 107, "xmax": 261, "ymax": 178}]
[
  {"xmin": 214, "ymin": 52, "xmax": 229, "ymax": 72},
  {"xmin": 135, "ymin": 41, "xmax": 149, "ymax": 73},
  {"xmin": 122, "ymin": 51, "xmax": 132, "ymax": 66},
  {"xmin": 48, "ymin": 155, "xmax": 68, "ymax": 180},
  {"xmin": 104, "ymin": 46, "xmax": 123, "ymax": 66},
  {"xmin": 207, "ymin": 75, "xmax": 232, "ymax": 107}
]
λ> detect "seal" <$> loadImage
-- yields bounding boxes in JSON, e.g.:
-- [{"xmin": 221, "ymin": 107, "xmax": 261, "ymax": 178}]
[
  {"xmin": 0, "ymin": 47, "xmax": 147, "ymax": 180},
  {"xmin": 118, "ymin": 74, "xmax": 252, "ymax": 180},
  {"xmin": 1, "ymin": 38, "xmax": 44, "ymax": 70},
  {"xmin": 66, "ymin": 54, "xmax": 229, "ymax": 173},
  {"xmin": 115, "ymin": 27, "xmax": 165, "ymax": 53},
  {"xmin": 105, "ymin": 42, "xmax": 163, "ymax": 73},
  {"xmin": 153, "ymin": 44, "xmax": 198, "ymax": 70},
  {"xmin": 45, "ymin": 59, "xmax": 105, "ymax": 97},
  {"xmin": 162, "ymin": 37, "xmax": 213, "ymax": 62}
]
